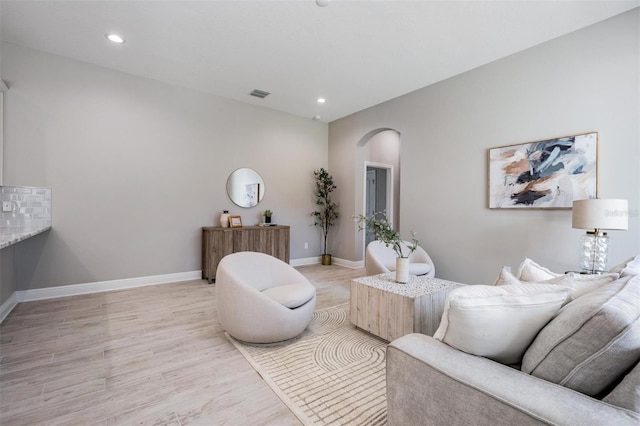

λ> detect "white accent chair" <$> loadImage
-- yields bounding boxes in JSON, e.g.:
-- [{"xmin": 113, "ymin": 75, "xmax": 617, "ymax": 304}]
[
  {"xmin": 216, "ymin": 251, "xmax": 316, "ymax": 343},
  {"xmin": 365, "ymin": 240, "xmax": 435, "ymax": 277}
]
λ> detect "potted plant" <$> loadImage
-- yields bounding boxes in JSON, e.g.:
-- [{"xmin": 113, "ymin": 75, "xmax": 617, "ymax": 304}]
[
  {"xmin": 311, "ymin": 168, "xmax": 339, "ymax": 265},
  {"xmin": 356, "ymin": 211, "xmax": 418, "ymax": 283},
  {"xmin": 264, "ymin": 209, "xmax": 273, "ymax": 224}
]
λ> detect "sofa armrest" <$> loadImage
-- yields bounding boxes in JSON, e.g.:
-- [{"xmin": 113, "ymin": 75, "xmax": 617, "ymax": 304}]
[{"xmin": 387, "ymin": 333, "xmax": 640, "ymax": 426}]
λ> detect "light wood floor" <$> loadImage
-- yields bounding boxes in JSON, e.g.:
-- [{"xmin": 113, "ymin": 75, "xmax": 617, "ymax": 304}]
[{"xmin": 0, "ymin": 264, "xmax": 366, "ymax": 425}]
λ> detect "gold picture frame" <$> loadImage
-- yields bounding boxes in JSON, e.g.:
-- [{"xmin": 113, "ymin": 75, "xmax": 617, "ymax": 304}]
[{"xmin": 229, "ymin": 215, "xmax": 243, "ymax": 228}]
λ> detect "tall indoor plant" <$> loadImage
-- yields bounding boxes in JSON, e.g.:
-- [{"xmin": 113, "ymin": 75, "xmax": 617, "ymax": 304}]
[
  {"xmin": 312, "ymin": 168, "xmax": 339, "ymax": 265},
  {"xmin": 356, "ymin": 211, "xmax": 418, "ymax": 283}
]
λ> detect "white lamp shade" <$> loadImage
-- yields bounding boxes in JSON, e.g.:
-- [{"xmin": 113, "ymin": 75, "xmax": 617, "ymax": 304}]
[{"xmin": 572, "ymin": 199, "xmax": 628, "ymax": 231}]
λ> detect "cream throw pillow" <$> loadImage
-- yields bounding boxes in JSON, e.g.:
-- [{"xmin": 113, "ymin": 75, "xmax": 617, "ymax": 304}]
[
  {"xmin": 495, "ymin": 266, "xmax": 523, "ymax": 286},
  {"xmin": 610, "ymin": 255, "xmax": 640, "ymax": 277},
  {"xmin": 434, "ymin": 284, "xmax": 571, "ymax": 365},
  {"xmin": 555, "ymin": 273, "xmax": 620, "ymax": 299},
  {"xmin": 496, "ymin": 267, "xmax": 619, "ymax": 301},
  {"xmin": 517, "ymin": 258, "xmax": 562, "ymax": 282}
]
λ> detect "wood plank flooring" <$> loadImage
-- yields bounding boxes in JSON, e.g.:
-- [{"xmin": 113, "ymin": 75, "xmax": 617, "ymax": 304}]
[{"xmin": 0, "ymin": 264, "xmax": 366, "ymax": 425}]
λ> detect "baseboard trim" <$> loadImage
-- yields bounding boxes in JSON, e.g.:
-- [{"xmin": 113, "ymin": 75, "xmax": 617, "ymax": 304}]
[
  {"xmin": 16, "ymin": 270, "xmax": 203, "ymax": 303},
  {"xmin": 290, "ymin": 256, "xmax": 321, "ymax": 267},
  {"xmin": 290, "ymin": 256, "xmax": 363, "ymax": 269},
  {"xmin": 331, "ymin": 257, "xmax": 364, "ymax": 269},
  {"xmin": 1, "ymin": 255, "xmax": 365, "ymax": 323},
  {"xmin": 0, "ymin": 292, "xmax": 18, "ymax": 324}
]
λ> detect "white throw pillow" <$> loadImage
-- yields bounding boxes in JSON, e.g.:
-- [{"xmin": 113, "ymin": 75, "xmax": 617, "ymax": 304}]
[
  {"xmin": 552, "ymin": 273, "xmax": 619, "ymax": 299},
  {"xmin": 610, "ymin": 255, "xmax": 640, "ymax": 277},
  {"xmin": 433, "ymin": 284, "xmax": 571, "ymax": 365},
  {"xmin": 494, "ymin": 266, "xmax": 522, "ymax": 286},
  {"xmin": 498, "ymin": 271, "xmax": 619, "ymax": 300},
  {"xmin": 517, "ymin": 258, "xmax": 562, "ymax": 282}
]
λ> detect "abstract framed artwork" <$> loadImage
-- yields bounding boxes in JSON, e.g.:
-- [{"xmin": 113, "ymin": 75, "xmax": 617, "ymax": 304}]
[{"xmin": 488, "ymin": 132, "xmax": 598, "ymax": 209}]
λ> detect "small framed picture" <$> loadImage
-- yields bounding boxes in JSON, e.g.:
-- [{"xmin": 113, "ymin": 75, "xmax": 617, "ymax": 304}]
[{"xmin": 229, "ymin": 215, "xmax": 243, "ymax": 228}]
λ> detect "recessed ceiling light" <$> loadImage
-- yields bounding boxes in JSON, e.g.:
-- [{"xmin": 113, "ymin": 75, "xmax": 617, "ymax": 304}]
[
  {"xmin": 316, "ymin": 98, "xmax": 326, "ymax": 104},
  {"xmin": 105, "ymin": 34, "xmax": 125, "ymax": 44}
]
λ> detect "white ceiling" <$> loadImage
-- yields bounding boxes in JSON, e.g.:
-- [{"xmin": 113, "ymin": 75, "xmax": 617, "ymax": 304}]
[{"xmin": 1, "ymin": 1, "xmax": 638, "ymax": 122}]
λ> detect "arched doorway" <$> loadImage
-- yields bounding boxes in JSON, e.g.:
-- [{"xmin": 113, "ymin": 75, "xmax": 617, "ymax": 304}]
[{"xmin": 355, "ymin": 128, "xmax": 401, "ymax": 259}]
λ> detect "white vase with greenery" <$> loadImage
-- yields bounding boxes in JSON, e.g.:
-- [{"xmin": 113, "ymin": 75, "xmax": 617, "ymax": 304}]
[
  {"xmin": 396, "ymin": 257, "xmax": 410, "ymax": 283},
  {"xmin": 356, "ymin": 211, "xmax": 418, "ymax": 283}
]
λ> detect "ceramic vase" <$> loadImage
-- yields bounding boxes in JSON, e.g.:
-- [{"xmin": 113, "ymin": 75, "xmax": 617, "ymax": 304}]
[
  {"xmin": 220, "ymin": 210, "xmax": 230, "ymax": 228},
  {"xmin": 396, "ymin": 257, "xmax": 409, "ymax": 283}
]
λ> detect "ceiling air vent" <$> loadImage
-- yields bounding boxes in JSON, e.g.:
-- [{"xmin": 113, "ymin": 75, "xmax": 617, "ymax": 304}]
[{"xmin": 250, "ymin": 89, "xmax": 270, "ymax": 99}]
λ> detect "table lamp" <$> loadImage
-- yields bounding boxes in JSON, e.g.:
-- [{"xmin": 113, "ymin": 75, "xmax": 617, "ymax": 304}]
[{"xmin": 572, "ymin": 199, "xmax": 628, "ymax": 274}]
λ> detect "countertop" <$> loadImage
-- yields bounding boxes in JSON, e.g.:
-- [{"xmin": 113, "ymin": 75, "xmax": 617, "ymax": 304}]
[{"xmin": 0, "ymin": 226, "xmax": 51, "ymax": 249}]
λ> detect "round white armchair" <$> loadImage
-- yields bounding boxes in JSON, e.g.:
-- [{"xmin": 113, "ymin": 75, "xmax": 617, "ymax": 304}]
[
  {"xmin": 216, "ymin": 251, "xmax": 316, "ymax": 343},
  {"xmin": 365, "ymin": 240, "xmax": 435, "ymax": 278}
]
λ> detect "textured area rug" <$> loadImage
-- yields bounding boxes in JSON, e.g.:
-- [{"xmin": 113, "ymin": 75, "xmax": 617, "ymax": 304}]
[{"xmin": 227, "ymin": 303, "xmax": 388, "ymax": 425}]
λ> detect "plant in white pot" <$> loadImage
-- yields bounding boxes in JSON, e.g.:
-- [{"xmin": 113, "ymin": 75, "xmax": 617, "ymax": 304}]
[
  {"xmin": 311, "ymin": 168, "xmax": 339, "ymax": 265},
  {"xmin": 356, "ymin": 211, "xmax": 418, "ymax": 283}
]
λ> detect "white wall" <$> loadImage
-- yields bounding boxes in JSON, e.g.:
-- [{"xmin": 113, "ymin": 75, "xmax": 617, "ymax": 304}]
[
  {"xmin": 2, "ymin": 43, "xmax": 327, "ymax": 291},
  {"xmin": 329, "ymin": 9, "xmax": 640, "ymax": 284}
]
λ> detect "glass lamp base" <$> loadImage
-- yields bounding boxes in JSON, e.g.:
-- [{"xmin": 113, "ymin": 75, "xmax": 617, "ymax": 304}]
[{"xmin": 578, "ymin": 232, "xmax": 609, "ymax": 274}]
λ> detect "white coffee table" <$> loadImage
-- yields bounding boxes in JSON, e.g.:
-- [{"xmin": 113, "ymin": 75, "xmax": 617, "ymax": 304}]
[{"xmin": 350, "ymin": 273, "xmax": 463, "ymax": 342}]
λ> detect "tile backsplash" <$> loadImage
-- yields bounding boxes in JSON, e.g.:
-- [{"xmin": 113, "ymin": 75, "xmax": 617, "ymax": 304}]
[{"xmin": 0, "ymin": 186, "xmax": 52, "ymax": 228}]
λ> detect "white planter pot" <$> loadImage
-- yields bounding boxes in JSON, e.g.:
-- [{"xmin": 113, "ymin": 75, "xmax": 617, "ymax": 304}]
[{"xmin": 396, "ymin": 257, "xmax": 409, "ymax": 284}]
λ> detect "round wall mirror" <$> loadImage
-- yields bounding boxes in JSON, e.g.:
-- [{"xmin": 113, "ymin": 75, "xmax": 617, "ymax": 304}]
[{"xmin": 226, "ymin": 168, "xmax": 265, "ymax": 208}]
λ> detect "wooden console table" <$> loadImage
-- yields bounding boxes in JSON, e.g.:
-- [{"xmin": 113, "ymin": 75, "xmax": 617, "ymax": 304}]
[
  {"xmin": 350, "ymin": 273, "xmax": 463, "ymax": 341},
  {"xmin": 201, "ymin": 225, "xmax": 290, "ymax": 283}
]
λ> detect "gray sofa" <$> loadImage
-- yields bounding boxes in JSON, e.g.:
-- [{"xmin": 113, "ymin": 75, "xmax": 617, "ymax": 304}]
[
  {"xmin": 387, "ymin": 272, "xmax": 640, "ymax": 425},
  {"xmin": 388, "ymin": 334, "xmax": 639, "ymax": 425}
]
